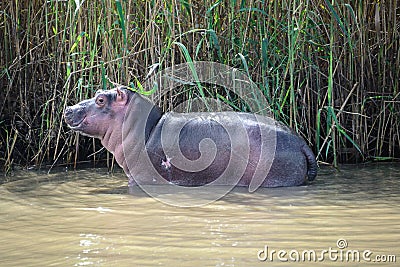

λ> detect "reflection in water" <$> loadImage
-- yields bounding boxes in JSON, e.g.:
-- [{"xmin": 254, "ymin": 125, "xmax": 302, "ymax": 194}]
[{"xmin": 0, "ymin": 164, "xmax": 399, "ymax": 266}]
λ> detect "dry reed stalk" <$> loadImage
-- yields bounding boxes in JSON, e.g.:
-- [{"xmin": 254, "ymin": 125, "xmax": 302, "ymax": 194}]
[{"xmin": 0, "ymin": 0, "xmax": 399, "ymax": 176}]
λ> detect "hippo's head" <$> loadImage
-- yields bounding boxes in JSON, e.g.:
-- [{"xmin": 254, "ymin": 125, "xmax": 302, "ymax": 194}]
[{"xmin": 64, "ymin": 87, "xmax": 133, "ymax": 139}]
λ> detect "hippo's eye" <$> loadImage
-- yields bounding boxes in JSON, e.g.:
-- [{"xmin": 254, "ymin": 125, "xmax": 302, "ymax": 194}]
[{"xmin": 96, "ymin": 96, "xmax": 106, "ymax": 106}]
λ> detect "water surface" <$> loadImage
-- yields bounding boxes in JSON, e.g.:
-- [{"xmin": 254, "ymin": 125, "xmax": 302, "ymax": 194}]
[{"xmin": 0, "ymin": 164, "xmax": 399, "ymax": 266}]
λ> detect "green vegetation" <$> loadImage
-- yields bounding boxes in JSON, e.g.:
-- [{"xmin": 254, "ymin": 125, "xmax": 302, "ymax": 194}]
[{"xmin": 1, "ymin": 0, "xmax": 399, "ymax": 174}]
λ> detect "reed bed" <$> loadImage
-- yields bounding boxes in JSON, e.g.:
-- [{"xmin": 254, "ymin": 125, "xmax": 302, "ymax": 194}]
[{"xmin": 0, "ymin": 0, "xmax": 399, "ymax": 174}]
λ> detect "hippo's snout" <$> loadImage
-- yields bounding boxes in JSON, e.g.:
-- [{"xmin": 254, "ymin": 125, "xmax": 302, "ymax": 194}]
[
  {"xmin": 64, "ymin": 106, "xmax": 85, "ymax": 128},
  {"xmin": 64, "ymin": 106, "xmax": 74, "ymax": 125}
]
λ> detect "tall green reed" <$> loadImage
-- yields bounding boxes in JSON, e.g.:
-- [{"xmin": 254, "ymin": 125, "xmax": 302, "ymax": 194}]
[{"xmin": 0, "ymin": 0, "xmax": 399, "ymax": 174}]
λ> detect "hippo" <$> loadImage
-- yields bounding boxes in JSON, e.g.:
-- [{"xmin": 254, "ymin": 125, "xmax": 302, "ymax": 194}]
[{"xmin": 64, "ymin": 87, "xmax": 317, "ymax": 190}]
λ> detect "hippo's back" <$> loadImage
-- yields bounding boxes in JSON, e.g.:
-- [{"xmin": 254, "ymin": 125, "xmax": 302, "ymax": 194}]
[{"xmin": 144, "ymin": 111, "xmax": 310, "ymax": 187}]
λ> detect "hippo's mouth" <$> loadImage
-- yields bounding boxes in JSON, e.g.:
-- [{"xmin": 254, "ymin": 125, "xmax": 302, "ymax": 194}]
[
  {"xmin": 68, "ymin": 119, "xmax": 86, "ymax": 131},
  {"xmin": 66, "ymin": 118, "xmax": 94, "ymax": 138},
  {"xmin": 65, "ymin": 115, "xmax": 96, "ymax": 138},
  {"xmin": 65, "ymin": 115, "xmax": 86, "ymax": 130}
]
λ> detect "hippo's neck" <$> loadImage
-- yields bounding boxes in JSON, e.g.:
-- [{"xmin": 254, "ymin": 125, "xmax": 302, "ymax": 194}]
[
  {"xmin": 101, "ymin": 116, "xmax": 125, "ymax": 166},
  {"xmin": 100, "ymin": 93, "xmax": 162, "ymax": 171}
]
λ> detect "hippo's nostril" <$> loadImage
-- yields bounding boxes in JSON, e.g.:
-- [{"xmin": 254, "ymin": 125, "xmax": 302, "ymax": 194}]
[
  {"xmin": 64, "ymin": 106, "xmax": 73, "ymax": 115},
  {"xmin": 64, "ymin": 107, "xmax": 75, "ymax": 125},
  {"xmin": 64, "ymin": 107, "xmax": 70, "ymax": 118}
]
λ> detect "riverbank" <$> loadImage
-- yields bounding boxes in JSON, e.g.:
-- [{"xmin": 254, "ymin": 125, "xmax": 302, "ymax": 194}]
[{"xmin": 1, "ymin": 1, "xmax": 399, "ymax": 172}]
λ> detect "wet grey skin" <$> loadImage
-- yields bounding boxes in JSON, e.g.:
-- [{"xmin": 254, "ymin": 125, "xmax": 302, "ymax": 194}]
[{"xmin": 64, "ymin": 87, "xmax": 318, "ymax": 188}]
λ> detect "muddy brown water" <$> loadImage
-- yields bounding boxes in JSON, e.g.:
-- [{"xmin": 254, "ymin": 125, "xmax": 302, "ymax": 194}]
[{"xmin": 0, "ymin": 164, "xmax": 399, "ymax": 266}]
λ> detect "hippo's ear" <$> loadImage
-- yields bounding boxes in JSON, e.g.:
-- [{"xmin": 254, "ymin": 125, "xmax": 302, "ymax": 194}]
[{"xmin": 116, "ymin": 87, "xmax": 128, "ymax": 105}]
